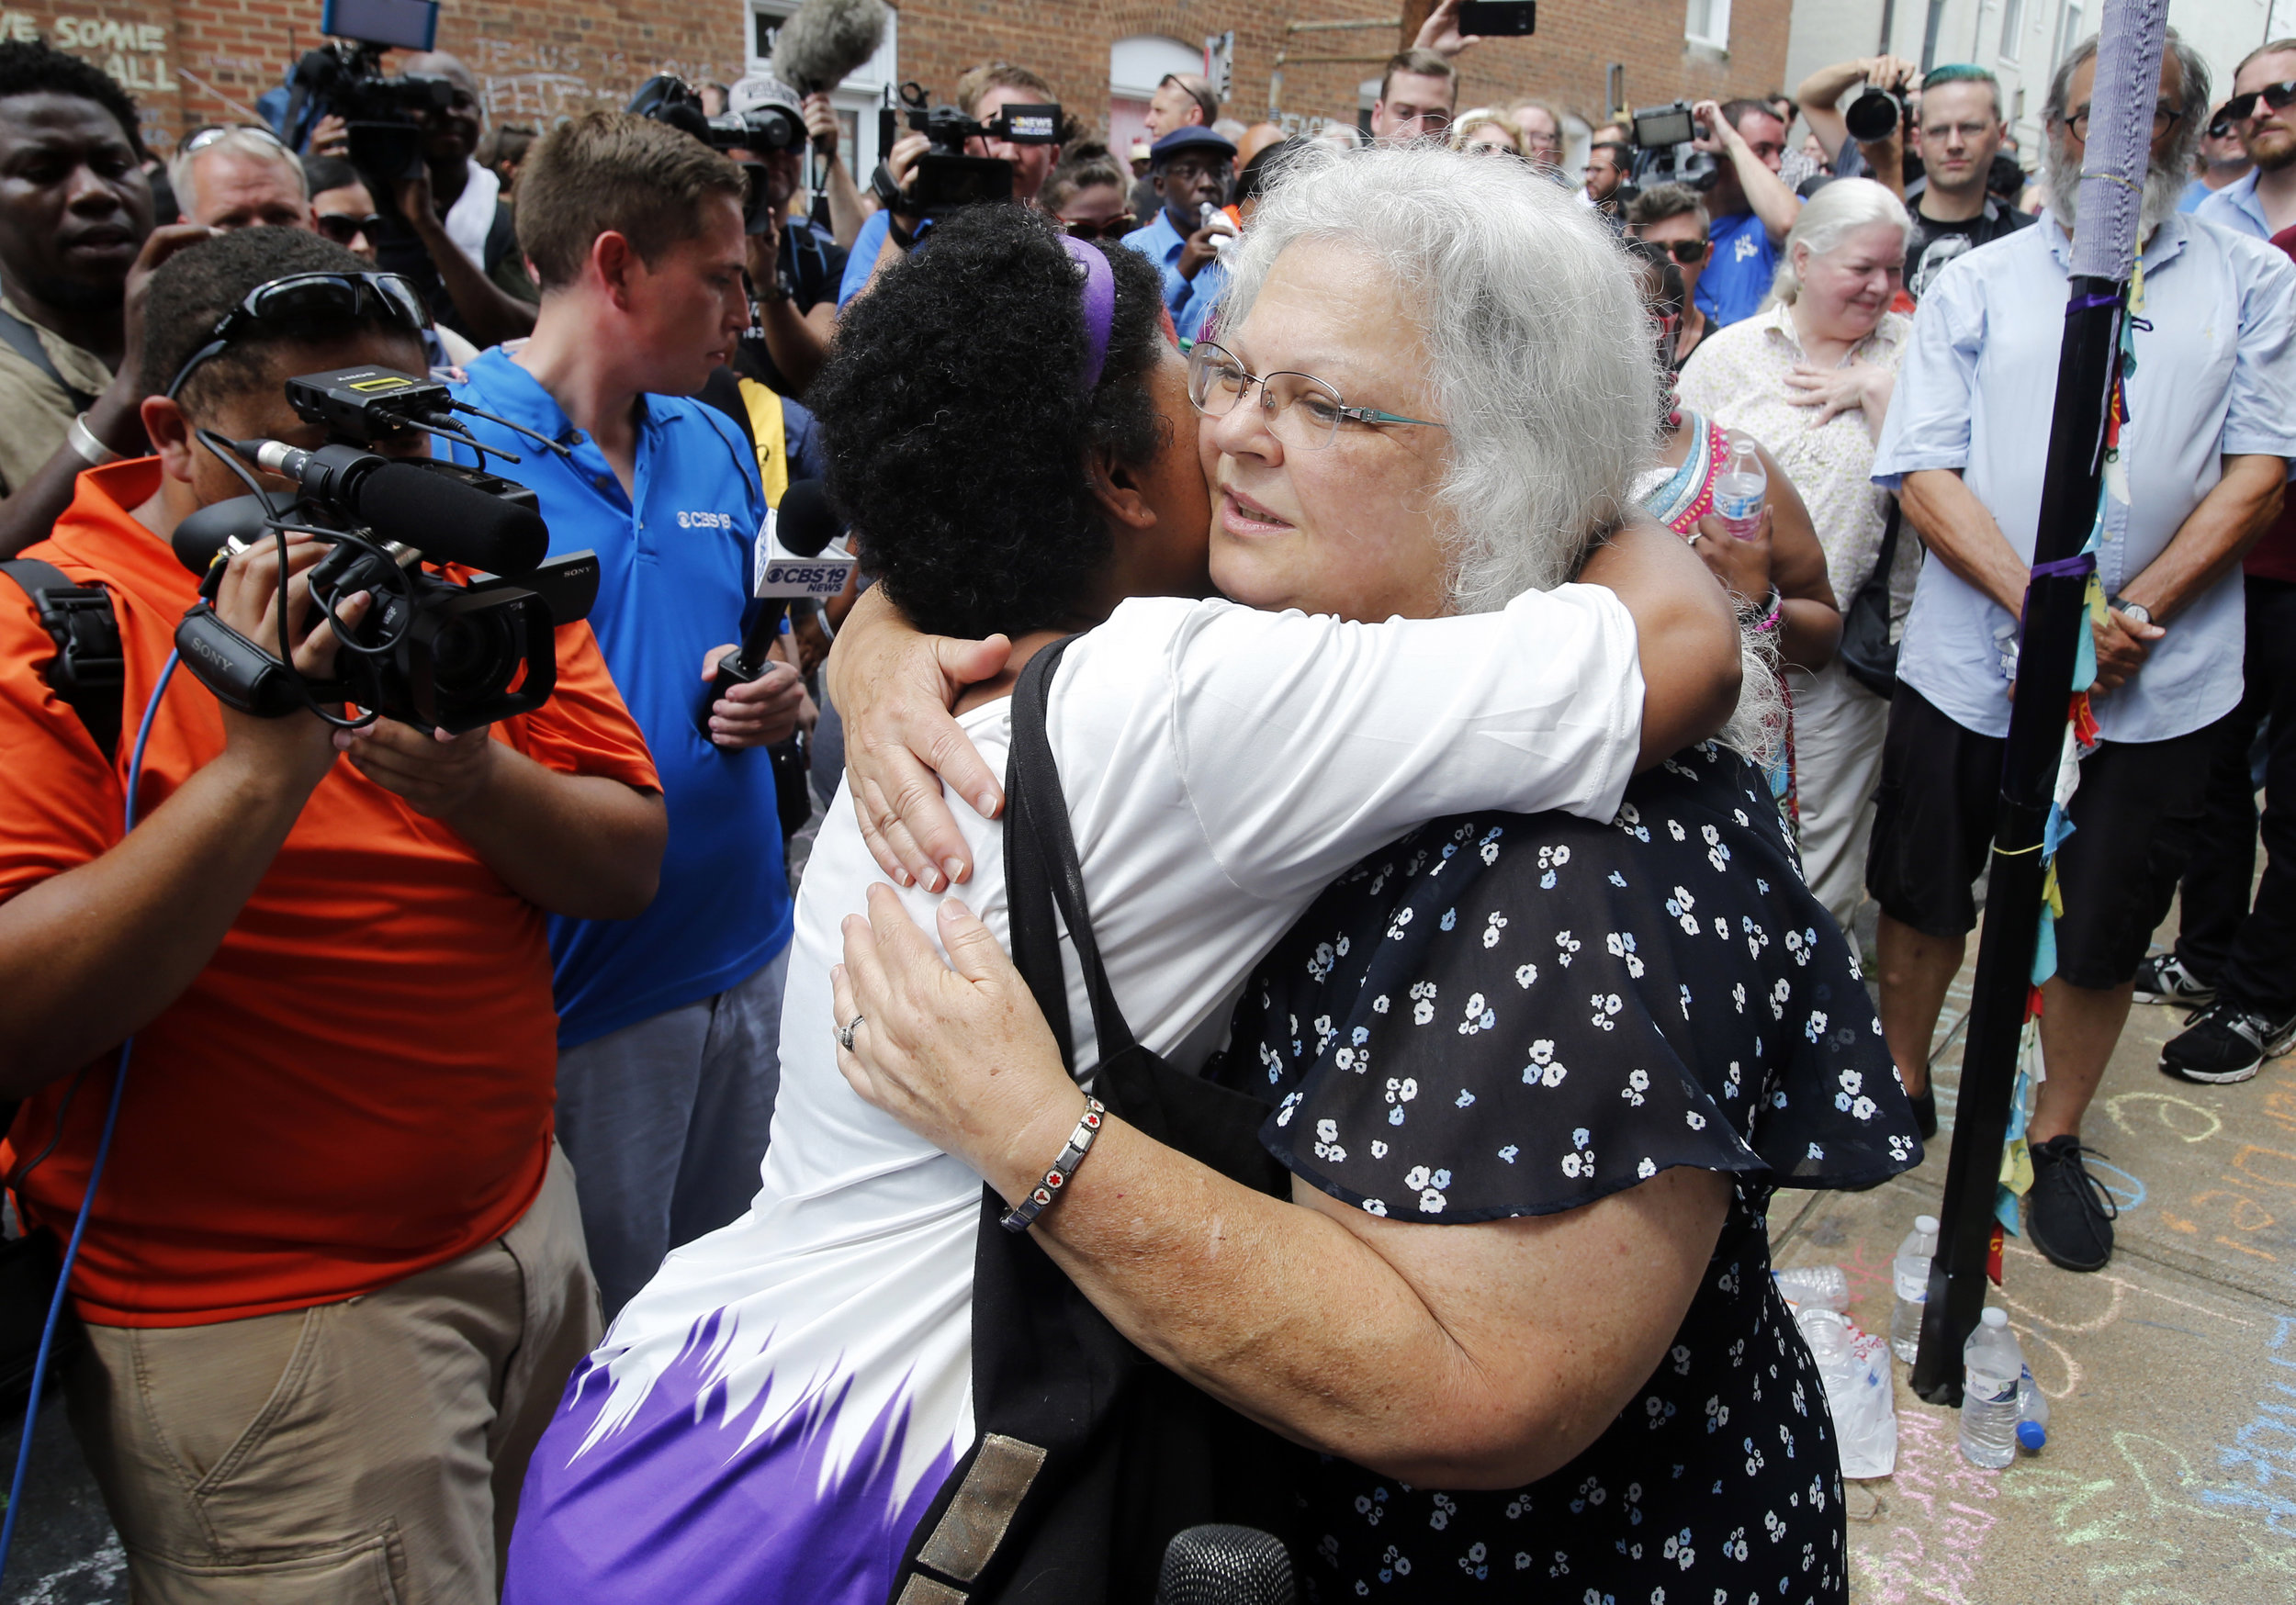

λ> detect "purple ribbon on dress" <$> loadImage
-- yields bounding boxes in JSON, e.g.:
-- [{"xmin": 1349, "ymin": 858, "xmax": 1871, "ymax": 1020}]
[{"xmin": 1062, "ymin": 235, "xmax": 1116, "ymax": 393}]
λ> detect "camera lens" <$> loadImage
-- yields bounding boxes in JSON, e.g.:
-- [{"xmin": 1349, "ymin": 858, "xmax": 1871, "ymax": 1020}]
[
  {"xmin": 428, "ymin": 605, "xmax": 523, "ymax": 701},
  {"xmin": 1844, "ymin": 89, "xmax": 1901, "ymax": 143}
]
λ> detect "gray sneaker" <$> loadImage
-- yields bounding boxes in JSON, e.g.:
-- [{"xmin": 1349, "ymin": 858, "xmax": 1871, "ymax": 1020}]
[{"xmin": 2133, "ymin": 951, "xmax": 2214, "ymax": 1007}]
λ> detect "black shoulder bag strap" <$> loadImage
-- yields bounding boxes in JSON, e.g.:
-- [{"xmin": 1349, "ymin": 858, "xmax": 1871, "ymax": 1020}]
[
  {"xmin": 887, "ymin": 640, "xmax": 1295, "ymax": 1605},
  {"xmin": 1835, "ymin": 499, "xmax": 1903, "ymax": 701},
  {"xmin": 0, "ymin": 307, "xmax": 98, "ymax": 416},
  {"xmin": 0, "ymin": 557, "xmax": 123, "ymax": 759}
]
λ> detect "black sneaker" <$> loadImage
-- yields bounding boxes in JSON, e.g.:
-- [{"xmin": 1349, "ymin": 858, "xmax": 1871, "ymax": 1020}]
[
  {"xmin": 2133, "ymin": 952, "xmax": 2214, "ymax": 1007},
  {"xmin": 2158, "ymin": 1001, "xmax": 2296, "ymax": 1085},
  {"xmin": 2026, "ymin": 1136, "xmax": 2118, "ymax": 1273}
]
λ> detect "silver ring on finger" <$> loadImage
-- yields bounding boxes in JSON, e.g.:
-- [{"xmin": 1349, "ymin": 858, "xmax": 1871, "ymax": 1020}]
[{"xmin": 838, "ymin": 1014, "xmax": 863, "ymax": 1052}]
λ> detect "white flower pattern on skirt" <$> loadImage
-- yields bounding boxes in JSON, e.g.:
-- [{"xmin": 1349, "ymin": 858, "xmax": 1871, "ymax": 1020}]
[{"xmin": 1217, "ymin": 745, "xmax": 1919, "ymax": 1604}]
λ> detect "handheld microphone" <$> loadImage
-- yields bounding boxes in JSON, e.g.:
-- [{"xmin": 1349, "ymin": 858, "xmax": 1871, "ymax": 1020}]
[
  {"xmin": 248, "ymin": 443, "xmax": 551, "ymax": 576},
  {"xmin": 1155, "ymin": 1525, "xmax": 1296, "ymax": 1605},
  {"xmin": 699, "ymin": 479, "xmax": 852, "ymax": 735}
]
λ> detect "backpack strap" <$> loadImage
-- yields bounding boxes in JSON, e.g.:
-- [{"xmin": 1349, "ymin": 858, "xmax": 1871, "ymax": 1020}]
[
  {"xmin": 0, "ymin": 307, "xmax": 98, "ymax": 416},
  {"xmin": 0, "ymin": 558, "xmax": 123, "ymax": 761}
]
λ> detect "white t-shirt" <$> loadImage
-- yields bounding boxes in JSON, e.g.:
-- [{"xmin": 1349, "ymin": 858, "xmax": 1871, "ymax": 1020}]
[{"xmin": 502, "ymin": 588, "xmax": 1646, "ymax": 1605}]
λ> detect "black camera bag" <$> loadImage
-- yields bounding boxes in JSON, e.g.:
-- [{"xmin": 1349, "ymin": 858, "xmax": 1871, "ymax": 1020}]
[{"xmin": 885, "ymin": 638, "xmax": 1297, "ymax": 1605}]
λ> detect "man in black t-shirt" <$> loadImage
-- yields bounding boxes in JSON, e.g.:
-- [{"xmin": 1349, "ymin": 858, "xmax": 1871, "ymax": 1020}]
[{"xmin": 1900, "ymin": 63, "xmax": 2032, "ymax": 301}]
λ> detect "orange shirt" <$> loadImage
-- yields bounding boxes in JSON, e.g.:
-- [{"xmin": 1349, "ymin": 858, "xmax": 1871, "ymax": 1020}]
[{"xmin": 0, "ymin": 460, "xmax": 659, "ymax": 1327}]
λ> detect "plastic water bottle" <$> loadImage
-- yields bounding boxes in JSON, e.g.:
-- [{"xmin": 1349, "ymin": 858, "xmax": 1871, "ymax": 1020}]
[
  {"xmin": 1889, "ymin": 1214, "xmax": 1941, "ymax": 1364},
  {"xmin": 1958, "ymin": 1308, "xmax": 2023, "ymax": 1468},
  {"xmin": 2016, "ymin": 1364, "xmax": 2050, "ymax": 1454},
  {"xmin": 1713, "ymin": 433, "xmax": 1767, "ymax": 539}
]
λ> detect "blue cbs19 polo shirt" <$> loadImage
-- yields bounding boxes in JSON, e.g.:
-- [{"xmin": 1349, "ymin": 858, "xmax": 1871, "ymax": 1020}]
[{"xmin": 449, "ymin": 349, "xmax": 793, "ymax": 1047}]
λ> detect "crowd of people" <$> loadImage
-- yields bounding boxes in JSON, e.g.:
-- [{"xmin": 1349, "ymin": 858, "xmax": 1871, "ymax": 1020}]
[{"xmin": 0, "ymin": 6, "xmax": 2287, "ymax": 1603}]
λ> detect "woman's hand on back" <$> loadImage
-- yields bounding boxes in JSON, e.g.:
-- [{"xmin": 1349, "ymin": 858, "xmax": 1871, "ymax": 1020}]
[{"xmin": 826, "ymin": 585, "xmax": 1011, "ymax": 891}]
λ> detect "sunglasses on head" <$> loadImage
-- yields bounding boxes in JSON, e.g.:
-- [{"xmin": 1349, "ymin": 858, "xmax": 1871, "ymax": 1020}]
[
  {"xmin": 180, "ymin": 123, "xmax": 289, "ymax": 156},
  {"xmin": 2224, "ymin": 81, "xmax": 2296, "ymax": 122},
  {"xmin": 316, "ymin": 210, "xmax": 382, "ymax": 244},
  {"xmin": 1063, "ymin": 214, "xmax": 1135, "ymax": 242},
  {"xmin": 165, "ymin": 272, "xmax": 429, "ymax": 400}
]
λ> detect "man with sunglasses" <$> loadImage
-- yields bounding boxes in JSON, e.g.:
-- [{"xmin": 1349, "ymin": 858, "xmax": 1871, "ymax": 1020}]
[
  {"xmin": 0, "ymin": 224, "xmax": 666, "ymax": 1601},
  {"xmin": 2179, "ymin": 104, "xmax": 2253, "ymax": 214},
  {"xmin": 1626, "ymin": 184, "xmax": 1714, "ymax": 368},
  {"xmin": 2195, "ymin": 40, "xmax": 2296, "ymax": 240},
  {"xmin": 1871, "ymin": 31, "xmax": 2296, "ymax": 1271},
  {"xmin": 0, "ymin": 41, "xmax": 209, "ymax": 560}
]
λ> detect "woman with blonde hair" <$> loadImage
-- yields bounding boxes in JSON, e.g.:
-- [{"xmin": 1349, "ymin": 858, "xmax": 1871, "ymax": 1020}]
[
  {"xmin": 1678, "ymin": 177, "xmax": 1919, "ymax": 1000},
  {"xmin": 1448, "ymin": 106, "xmax": 1531, "ymax": 161}
]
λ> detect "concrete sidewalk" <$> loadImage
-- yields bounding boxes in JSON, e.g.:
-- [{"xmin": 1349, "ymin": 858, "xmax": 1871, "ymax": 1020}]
[{"xmin": 1775, "ymin": 946, "xmax": 2296, "ymax": 1604}]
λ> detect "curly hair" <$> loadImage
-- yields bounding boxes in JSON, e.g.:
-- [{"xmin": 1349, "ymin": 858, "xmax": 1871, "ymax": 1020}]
[
  {"xmin": 0, "ymin": 39, "xmax": 143, "ymax": 154},
  {"xmin": 806, "ymin": 205, "xmax": 1164, "ymax": 640}
]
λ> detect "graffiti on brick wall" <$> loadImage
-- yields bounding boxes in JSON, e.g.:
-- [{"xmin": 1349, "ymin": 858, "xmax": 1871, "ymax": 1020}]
[
  {"xmin": 456, "ymin": 36, "xmax": 740, "ymax": 125},
  {"xmin": 0, "ymin": 9, "xmax": 175, "ymax": 93}
]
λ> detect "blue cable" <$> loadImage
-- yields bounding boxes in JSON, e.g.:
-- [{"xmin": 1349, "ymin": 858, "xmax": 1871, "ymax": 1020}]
[{"xmin": 0, "ymin": 648, "xmax": 177, "ymax": 1583}]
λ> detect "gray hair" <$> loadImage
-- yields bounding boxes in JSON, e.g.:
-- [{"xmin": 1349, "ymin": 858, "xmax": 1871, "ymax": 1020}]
[
  {"xmin": 170, "ymin": 129, "xmax": 307, "ymax": 220},
  {"xmin": 1768, "ymin": 177, "xmax": 1912, "ymax": 306},
  {"xmin": 2043, "ymin": 28, "xmax": 2210, "ymax": 167},
  {"xmin": 1219, "ymin": 143, "xmax": 1660, "ymax": 610}
]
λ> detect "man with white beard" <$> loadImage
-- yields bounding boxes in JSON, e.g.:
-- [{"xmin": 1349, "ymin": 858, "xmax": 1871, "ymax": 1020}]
[{"xmin": 1865, "ymin": 29, "xmax": 2296, "ymax": 1274}]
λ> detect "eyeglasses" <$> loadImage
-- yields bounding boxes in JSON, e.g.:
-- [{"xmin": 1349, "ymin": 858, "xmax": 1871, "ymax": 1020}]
[
  {"xmin": 180, "ymin": 123, "xmax": 290, "ymax": 157},
  {"xmin": 166, "ymin": 272, "xmax": 429, "ymax": 400},
  {"xmin": 2223, "ymin": 81, "xmax": 2296, "ymax": 123},
  {"xmin": 1062, "ymin": 213, "xmax": 1135, "ymax": 241},
  {"xmin": 2059, "ymin": 101, "xmax": 2185, "ymax": 141},
  {"xmin": 1186, "ymin": 340, "xmax": 1445, "ymax": 450},
  {"xmin": 316, "ymin": 211, "xmax": 382, "ymax": 244},
  {"xmin": 1653, "ymin": 238, "xmax": 1710, "ymax": 264}
]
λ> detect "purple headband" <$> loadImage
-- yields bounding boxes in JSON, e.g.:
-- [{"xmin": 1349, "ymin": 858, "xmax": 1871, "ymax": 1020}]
[{"xmin": 1062, "ymin": 234, "xmax": 1116, "ymax": 392}]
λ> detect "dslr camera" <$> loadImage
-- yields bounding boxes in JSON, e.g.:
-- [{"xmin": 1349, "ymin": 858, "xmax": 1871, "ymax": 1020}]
[
  {"xmin": 281, "ymin": 0, "xmax": 455, "ymax": 191},
  {"xmin": 874, "ymin": 81, "xmax": 1062, "ymax": 216},
  {"xmin": 1630, "ymin": 101, "xmax": 1720, "ymax": 192},
  {"xmin": 173, "ymin": 367, "xmax": 601, "ymax": 735},
  {"xmin": 627, "ymin": 75, "xmax": 802, "ymax": 236}
]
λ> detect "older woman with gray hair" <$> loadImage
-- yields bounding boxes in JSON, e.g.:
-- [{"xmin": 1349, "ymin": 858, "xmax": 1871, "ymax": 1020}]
[
  {"xmin": 1678, "ymin": 177, "xmax": 1919, "ymax": 947},
  {"xmin": 826, "ymin": 147, "xmax": 1918, "ymax": 1604}
]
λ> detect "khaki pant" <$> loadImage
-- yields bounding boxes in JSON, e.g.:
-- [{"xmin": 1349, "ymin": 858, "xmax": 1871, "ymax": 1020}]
[
  {"xmin": 1785, "ymin": 657, "xmax": 1891, "ymax": 937},
  {"xmin": 65, "ymin": 1144, "xmax": 600, "ymax": 1604}
]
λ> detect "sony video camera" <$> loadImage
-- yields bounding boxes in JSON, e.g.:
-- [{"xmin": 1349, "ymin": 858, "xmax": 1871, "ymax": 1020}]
[
  {"xmin": 627, "ymin": 75, "xmax": 802, "ymax": 236},
  {"xmin": 173, "ymin": 366, "xmax": 600, "ymax": 735},
  {"xmin": 281, "ymin": 0, "xmax": 456, "ymax": 190},
  {"xmin": 1631, "ymin": 100, "xmax": 1720, "ymax": 192},
  {"xmin": 874, "ymin": 81, "xmax": 1061, "ymax": 216}
]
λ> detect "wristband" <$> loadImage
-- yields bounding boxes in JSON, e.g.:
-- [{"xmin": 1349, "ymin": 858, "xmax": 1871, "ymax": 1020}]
[
  {"xmin": 68, "ymin": 412, "xmax": 122, "ymax": 467},
  {"xmin": 998, "ymin": 1095, "xmax": 1106, "ymax": 1233},
  {"xmin": 1745, "ymin": 586, "xmax": 1784, "ymax": 634}
]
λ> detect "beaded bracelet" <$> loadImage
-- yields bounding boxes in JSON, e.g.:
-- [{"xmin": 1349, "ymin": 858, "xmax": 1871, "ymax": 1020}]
[
  {"xmin": 1746, "ymin": 586, "xmax": 1785, "ymax": 634},
  {"xmin": 998, "ymin": 1096, "xmax": 1108, "ymax": 1233}
]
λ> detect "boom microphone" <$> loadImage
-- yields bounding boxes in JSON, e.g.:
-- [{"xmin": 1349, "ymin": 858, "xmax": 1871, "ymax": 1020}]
[
  {"xmin": 770, "ymin": 0, "xmax": 887, "ymax": 95},
  {"xmin": 251, "ymin": 443, "xmax": 550, "ymax": 576}
]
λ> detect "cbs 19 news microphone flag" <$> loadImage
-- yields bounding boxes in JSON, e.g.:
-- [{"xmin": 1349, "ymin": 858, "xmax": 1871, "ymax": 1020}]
[
  {"xmin": 1908, "ymin": 0, "xmax": 2172, "ymax": 1403},
  {"xmin": 769, "ymin": 0, "xmax": 887, "ymax": 226}
]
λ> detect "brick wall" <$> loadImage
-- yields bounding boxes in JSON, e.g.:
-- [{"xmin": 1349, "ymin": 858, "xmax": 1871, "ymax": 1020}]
[{"xmin": 7, "ymin": 0, "xmax": 1787, "ymax": 152}]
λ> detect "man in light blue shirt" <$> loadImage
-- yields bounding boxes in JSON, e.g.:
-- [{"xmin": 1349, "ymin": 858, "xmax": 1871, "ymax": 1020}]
[
  {"xmin": 449, "ymin": 114, "xmax": 808, "ymax": 1319},
  {"xmin": 1866, "ymin": 33, "xmax": 2296, "ymax": 1275},
  {"xmin": 1120, "ymin": 125, "xmax": 1235, "ymax": 342},
  {"xmin": 2194, "ymin": 40, "xmax": 2296, "ymax": 241}
]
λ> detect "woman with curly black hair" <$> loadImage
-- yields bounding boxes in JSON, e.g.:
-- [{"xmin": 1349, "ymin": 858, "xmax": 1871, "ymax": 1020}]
[{"xmin": 504, "ymin": 193, "xmax": 1743, "ymax": 1605}]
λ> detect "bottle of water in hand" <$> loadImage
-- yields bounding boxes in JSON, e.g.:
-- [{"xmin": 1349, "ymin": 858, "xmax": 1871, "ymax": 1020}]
[
  {"xmin": 1889, "ymin": 1214, "xmax": 1941, "ymax": 1364},
  {"xmin": 1713, "ymin": 433, "xmax": 1767, "ymax": 540},
  {"xmin": 1958, "ymin": 1308, "xmax": 2024, "ymax": 1468}
]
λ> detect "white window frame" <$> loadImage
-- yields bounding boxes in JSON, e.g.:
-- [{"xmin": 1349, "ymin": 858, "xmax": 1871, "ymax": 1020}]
[
  {"xmin": 1684, "ymin": 0, "xmax": 1731, "ymax": 51},
  {"xmin": 1998, "ymin": 0, "xmax": 2025, "ymax": 61}
]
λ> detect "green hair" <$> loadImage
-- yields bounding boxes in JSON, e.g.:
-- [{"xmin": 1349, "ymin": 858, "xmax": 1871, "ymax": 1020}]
[{"xmin": 1920, "ymin": 63, "xmax": 2002, "ymax": 120}]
